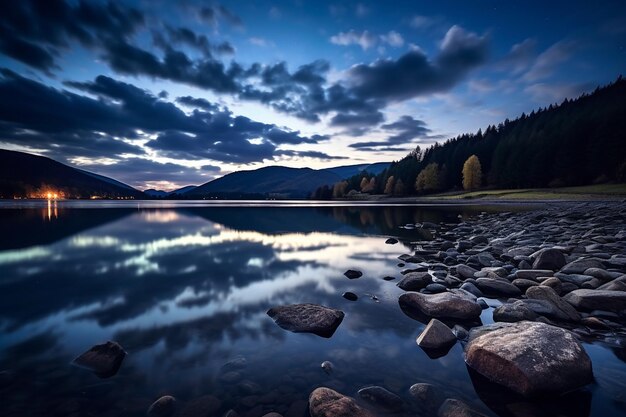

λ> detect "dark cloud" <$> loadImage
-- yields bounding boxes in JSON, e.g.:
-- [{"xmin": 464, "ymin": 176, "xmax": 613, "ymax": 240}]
[
  {"xmin": 0, "ymin": 69, "xmax": 330, "ymax": 164},
  {"xmin": 153, "ymin": 25, "xmax": 235, "ymax": 58},
  {"xmin": 176, "ymin": 96, "xmax": 222, "ymax": 112},
  {"xmin": 0, "ymin": 0, "xmax": 143, "ymax": 71},
  {"xmin": 350, "ymin": 116, "xmax": 437, "ymax": 151}
]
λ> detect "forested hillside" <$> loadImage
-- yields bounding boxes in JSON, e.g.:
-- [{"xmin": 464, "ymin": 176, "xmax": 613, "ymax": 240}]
[{"xmin": 316, "ymin": 77, "xmax": 626, "ymax": 198}]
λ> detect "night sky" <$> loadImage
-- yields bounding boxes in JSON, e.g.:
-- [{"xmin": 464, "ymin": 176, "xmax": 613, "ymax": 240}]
[{"xmin": 0, "ymin": 1, "xmax": 624, "ymax": 190}]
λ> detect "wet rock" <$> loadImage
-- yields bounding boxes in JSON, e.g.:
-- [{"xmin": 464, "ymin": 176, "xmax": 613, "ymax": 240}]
[
  {"xmin": 267, "ymin": 303, "xmax": 344, "ymax": 338},
  {"xmin": 219, "ymin": 371, "xmax": 242, "ymax": 383},
  {"xmin": 357, "ymin": 386, "xmax": 403, "ymax": 411},
  {"xmin": 424, "ymin": 283, "xmax": 447, "ymax": 294},
  {"xmin": 72, "ymin": 341, "xmax": 126, "ymax": 378},
  {"xmin": 460, "ymin": 282, "xmax": 483, "ymax": 297},
  {"xmin": 221, "ymin": 357, "xmax": 247, "ymax": 372},
  {"xmin": 456, "ymin": 264, "xmax": 478, "ymax": 279},
  {"xmin": 179, "ymin": 395, "xmax": 221, "ymax": 417},
  {"xmin": 416, "ymin": 319, "xmax": 457, "ymax": 350},
  {"xmin": 581, "ymin": 317, "xmax": 610, "ymax": 330},
  {"xmin": 399, "ymin": 291, "xmax": 482, "ymax": 320},
  {"xmin": 385, "ymin": 238, "xmax": 399, "ymax": 244},
  {"xmin": 464, "ymin": 321, "xmax": 593, "ymax": 396},
  {"xmin": 540, "ymin": 277, "xmax": 562, "ymax": 294},
  {"xmin": 532, "ymin": 248, "xmax": 566, "ymax": 270},
  {"xmin": 512, "ymin": 278, "xmax": 539, "ymax": 291},
  {"xmin": 342, "ymin": 292, "xmax": 358, "ymax": 301},
  {"xmin": 147, "ymin": 395, "xmax": 176, "ymax": 417},
  {"xmin": 476, "ymin": 278, "xmax": 522, "ymax": 297},
  {"xmin": 437, "ymin": 399, "xmax": 488, "ymax": 417},
  {"xmin": 382, "ymin": 276, "xmax": 395, "ymax": 281},
  {"xmin": 561, "ymin": 258, "xmax": 605, "ymax": 274},
  {"xmin": 409, "ymin": 383, "xmax": 444, "ymax": 413},
  {"xmin": 563, "ymin": 289, "xmax": 626, "ymax": 312},
  {"xmin": 321, "ymin": 361, "xmax": 333, "ymax": 375},
  {"xmin": 344, "ymin": 270, "xmax": 362, "ymax": 279},
  {"xmin": 397, "ymin": 272, "xmax": 432, "ymax": 291},
  {"xmin": 261, "ymin": 413, "xmax": 283, "ymax": 417},
  {"xmin": 452, "ymin": 325, "xmax": 469, "ymax": 340},
  {"xmin": 493, "ymin": 302, "xmax": 537, "ymax": 323},
  {"xmin": 526, "ymin": 286, "xmax": 581, "ymax": 321},
  {"xmin": 309, "ymin": 387, "xmax": 374, "ymax": 417},
  {"xmin": 515, "ymin": 269, "xmax": 553, "ymax": 280}
]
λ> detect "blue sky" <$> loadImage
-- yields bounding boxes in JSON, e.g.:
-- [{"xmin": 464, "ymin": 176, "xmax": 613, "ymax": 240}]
[{"xmin": 0, "ymin": 0, "xmax": 624, "ymax": 190}]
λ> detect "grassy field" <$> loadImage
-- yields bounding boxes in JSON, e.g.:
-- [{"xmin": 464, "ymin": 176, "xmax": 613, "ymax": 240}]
[{"xmin": 426, "ymin": 183, "xmax": 626, "ymax": 201}]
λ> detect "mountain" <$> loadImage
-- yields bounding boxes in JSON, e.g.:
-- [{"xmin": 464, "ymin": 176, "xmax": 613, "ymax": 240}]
[
  {"xmin": 0, "ymin": 149, "xmax": 143, "ymax": 199},
  {"xmin": 188, "ymin": 163, "xmax": 390, "ymax": 198},
  {"xmin": 144, "ymin": 185, "xmax": 198, "ymax": 197}
]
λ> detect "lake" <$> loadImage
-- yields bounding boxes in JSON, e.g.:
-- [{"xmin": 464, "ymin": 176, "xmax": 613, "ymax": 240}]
[{"xmin": 0, "ymin": 201, "xmax": 624, "ymax": 417}]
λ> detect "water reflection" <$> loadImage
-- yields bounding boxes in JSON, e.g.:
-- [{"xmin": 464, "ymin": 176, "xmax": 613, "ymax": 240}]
[{"xmin": 0, "ymin": 205, "xmax": 623, "ymax": 417}]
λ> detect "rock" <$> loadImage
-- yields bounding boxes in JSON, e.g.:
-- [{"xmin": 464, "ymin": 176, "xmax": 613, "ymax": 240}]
[
  {"xmin": 424, "ymin": 283, "xmax": 447, "ymax": 293},
  {"xmin": 221, "ymin": 357, "xmax": 247, "ymax": 372},
  {"xmin": 267, "ymin": 303, "xmax": 344, "ymax": 338},
  {"xmin": 357, "ymin": 386, "xmax": 403, "ymax": 411},
  {"xmin": 409, "ymin": 383, "xmax": 444, "ymax": 412},
  {"xmin": 399, "ymin": 291, "xmax": 482, "ymax": 320},
  {"xmin": 512, "ymin": 278, "xmax": 539, "ymax": 291},
  {"xmin": 555, "ymin": 273, "xmax": 594, "ymax": 286},
  {"xmin": 147, "ymin": 396, "xmax": 176, "ymax": 417},
  {"xmin": 464, "ymin": 321, "xmax": 593, "ymax": 396},
  {"xmin": 493, "ymin": 303, "xmax": 537, "ymax": 323},
  {"xmin": 437, "ymin": 399, "xmax": 488, "ymax": 417},
  {"xmin": 72, "ymin": 341, "xmax": 126, "ymax": 378},
  {"xmin": 344, "ymin": 270, "xmax": 362, "ymax": 279},
  {"xmin": 598, "ymin": 279, "xmax": 626, "ymax": 291},
  {"xmin": 321, "ymin": 361, "xmax": 333, "ymax": 375},
  {"xmin": 452, "ymin": 325, "xmax": 469, "ymax": 340},
  {"xmin": 261, "ymin": 413, "xmax": 283, "ymax": 417},
  {"xmin": 525, "ymin": 286, "xmax": 581, "ymax": 321},
  {"xmin": 475, "ymin": 278, "xmax": 522, "ymax": 297},
  {"xmin": 223, "ymin": 410, "xmax": 240, "ymax": 417},
  {"xmin": 416, "ymin": 319, "xmax": 457, "ymax": 350},
  {"xmin": 219, "ymin": 371, "xmax": 242, "ymax": 383},
  {"xmin": 561, "ymin": 258, "xmax": 605, "ymax": 274},
  {"xmin": 309, "ymin": 387, "xmax": 375, "ymax": 417},
  {"xmin": 515, "ymin": 299, "xmax": 568, "ymax": 321},
  {"xmin": 514, "ymin": 269, "xmax": 553, "ymax": 280},
  {"xmin": 580, "ymin": 317, "xmax": 610, "ymax": 330},
  {"xmin": 540, "ymin": 277, "xmax": 562, "ymax": 294},
  {"xmin": 342, "ymin": 292, "xmax": 358, "ymax": 301},
  {"xmin": 179, "ymin": 395, "xmax": 221, "ymax": 417},
  {"xmin": 583, "ymin": 268, "xmax": 615, "ymax": 281},
  {"xmin": 532, "ymin": 248, "xmax": 566, "ymax": 270},
  {"xmin": 385, "ymin": 238, "xmax": 399, "ymax": 244},
  {"xmin": 456, "ymin": 264, "xmax": 478, "ymax": 279},
  {"xmin": 397, "ymin": 272, "xmax": 432, "ymax": 291},
  {"xmin": 563, "ymin": 289, "xmax": 626, "ymax": 312},
  {"xmin": 383, "ymin": 276, "xmax": 395, "ymax": 281},
  {"xmin": 460, "ymin": 282, "xmax": 483, "ymax": 297}
]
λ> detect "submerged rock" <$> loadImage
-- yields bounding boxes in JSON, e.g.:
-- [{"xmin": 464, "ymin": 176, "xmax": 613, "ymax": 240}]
[
  {"xmin": 409, "ymin": 383, "xmax": 444, "ymax": 413},
  {"xmin": 342, "ymin": 291, "xmax": 358, "ymax": 301},
  {"xmin": 385, "ymin": 238, "xmax": 399, "ymax": 244},
  {"xmin": 309, "ymin": 387, "xmax": 375, "ymax": 417},
  {"xmin": 437, "ymin": 399, "xmax": 489, "ymax": 417},
  {"xmin": 357, "ymin": 386, "xmax": 403, "ymax": 411},
  {"xmin": 399, "ymin": 291, "xmax": 482, "ymax": 320},
  {"xmin": 344, "ymin": 269, "xmax": 363, "ymax": 279},
  {"xmin": 267, "ymin": 303, "xmax": 344, "ymax": 338},
  {"xmin": 416, "ymin": 319, "xmax": 457, "ymax": 350},
  {"xmin": 178, "ymin": 395, "xmax": 221, "ymax": 417},
  {"xmin": 321, "ymin": 360, "xmax": 334, "ymax": 374},
  {"xmin": 147, "ymin": 395, "xmax": 176, "ymax": 417},
  {"xmin": 464, "ymin": 321, "xmax": 593, "ymax": 396},
  {"xmin": 72, "ymin": 341, "xmax": 126, "ymax": 378}
]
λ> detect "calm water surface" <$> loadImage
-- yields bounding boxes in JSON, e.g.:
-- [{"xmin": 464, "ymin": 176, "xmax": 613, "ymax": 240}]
[{"xmin": 0, "ymin": 201, "xmax": 624, "ymax": 417}]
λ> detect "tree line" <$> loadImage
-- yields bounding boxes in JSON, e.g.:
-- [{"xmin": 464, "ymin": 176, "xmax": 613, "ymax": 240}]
[{"xmin": 313, "ymin": 76, "xmax": 626, "ymax": 199}]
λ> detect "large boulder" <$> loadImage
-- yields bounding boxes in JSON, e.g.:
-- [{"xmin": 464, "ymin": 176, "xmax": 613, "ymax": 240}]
[
  {"xmin": 267, "ymin": 304, "xmax": 344, "ymax": 338},
  {"xmin": 72, "ymin": 341, "xmax": 126, "ymax": 378},
  {"xmin": 399, "ymin": 291, "xmax": 482, "ymax": 320},
  {"xmin": 525, "ymin": 286, "xmax": 580, "ymax": 321},
  {"xmin": 397, "ymin": 272, "xmax": 432, "ymax": 291},
  {"xmin": 464, "ymin": 321, "xmax": 593, "ymax": 396},
  {"xmin": 416, "ymin": 319, "xmax": 457, "ymax": 349},
  {"xmin": 309, "ymin": 387, "xmax": 375, "ymax": 417},
  {"xmin": 563, "ymin": 289, "xmax": 626, "ymax": 312},
  {"xmin": 532, "ymin": 248, "xmax": 566, "ymax": 270}
]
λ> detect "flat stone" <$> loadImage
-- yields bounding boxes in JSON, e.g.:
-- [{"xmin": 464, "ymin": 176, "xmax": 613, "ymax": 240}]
[
  {"xmin": 357, "ymin": 386, "xmax": 403, "ymax": 411},
  {"xmin": 475, "ymin": 278, "xmax": 522, "ymax": 297},
  {"xmin": 464, "ymin": 321, "xmax": 593, "ymax": 396},
  {"xmin": 416, "ymin": 319, "xmax": 457, "ymax": 349},
  {"xmin": 72, "ymin": 341, "xmax": 126, "ymax": 378},
  {"xmin": 267, "ymin": 303, "xmax": 344, "ymax": 338},
  {"xmin": 512, "ymin": 278, "xmax": 539, "ymax": 291},
  {"xmin": 309, "ymin": 387, "xmax": 375, "ymax": 417},
  {"xmin": 456, "ymin": 264, "xmax": 478, "ymax": 279},
  {"xmin": 525, "ymin": 286, "xmax": 581, "ymax": 321},
  {"xmin": 560, "ymin": 258, "xmax": 605, "ymax": 274},
  {"xmin": 515, "ymin": 269, "xmax": 553, "ymax": 280},
  {"xmin": 563, "ymin": 289, "xmax": 626, "ymax": 312},
  {"xmin": 397, "ymin": 272, "xmax": 432, "ymax": 291},
  {"xmin": 493, "ymin": 303, "xmax": 537, "ymax": 323},
  {"xmin": 399, "ymin": 291, "xmax": 482, "ymax": 320}
]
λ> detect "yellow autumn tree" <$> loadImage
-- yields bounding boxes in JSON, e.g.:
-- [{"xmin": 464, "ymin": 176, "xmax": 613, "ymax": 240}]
[
  {"xmin": 360, "ymin": 177, "xmax": 369, "ymax": 191},
  {"xmin": 362, "ymin": 177, "xmax": 376, "ymax": 193},
  {"xmin": 462, "ymin": 155, "xmax": 482, "ymax": 190},
  {"xmin": 384, "ymin": 176, "xmax": 395, "ymax": 194},
  {"xmin": 332, "ymin": 181, "xmax": 348, "ymax": 198},
  {"xmin": 415, "ymin": 163, "xmax": 440, "ymax": 192}
]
